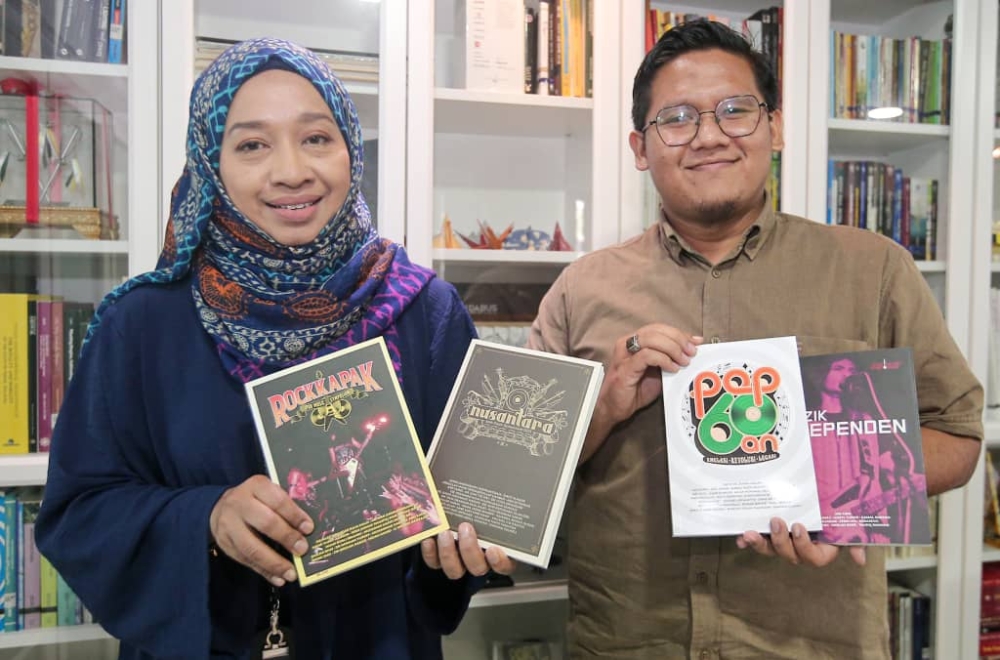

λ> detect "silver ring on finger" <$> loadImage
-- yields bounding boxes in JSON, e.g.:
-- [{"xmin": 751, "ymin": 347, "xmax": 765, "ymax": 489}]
[{"xmin": 626, "ymin": 333, "xmax": 641, "ymax": 355}]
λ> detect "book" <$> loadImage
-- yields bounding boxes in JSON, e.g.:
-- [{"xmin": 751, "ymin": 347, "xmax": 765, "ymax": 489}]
[
  {"xmin": 801, "ymin": 348, "xmax": 931, "ymax": 545},
  {"xmin": 426, "ymin": 340, "xmax": 603, "ymax": 568},
  {"xmin": 661, "ymin": 336, "xmax": 822, "ymax": 537},
  {"xmin": 245, "ymin": 336, "xmax": 449, "ymax": 586}
]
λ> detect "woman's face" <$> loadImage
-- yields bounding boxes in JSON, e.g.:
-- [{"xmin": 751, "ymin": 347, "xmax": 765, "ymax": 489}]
[
  {"xmin": 824, "ymin": 359, "xmax": 857, "ymax": 395},
  {"xmin": 219, "ymin": 69, "xmax": 351, "ymax": 246}
]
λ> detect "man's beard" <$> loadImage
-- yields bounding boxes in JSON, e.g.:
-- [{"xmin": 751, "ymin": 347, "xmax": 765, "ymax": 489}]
[{"xmin": 694, "ymin": 199, "xmax": 739, "ymax": 226}]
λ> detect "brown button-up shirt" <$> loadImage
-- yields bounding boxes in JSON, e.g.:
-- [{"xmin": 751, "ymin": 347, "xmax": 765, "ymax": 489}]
[{"xmin": 528, "ymin": 203, "xmax": 983, "ymax": 660}]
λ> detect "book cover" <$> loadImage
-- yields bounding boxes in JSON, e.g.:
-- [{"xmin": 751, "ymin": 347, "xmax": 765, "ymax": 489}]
[
  {"xmin": 426, "ymin": 340, "xmax": 603, "ymax": 568},
  {"xmin": 661, "ymin": 336, "xmax": 822, "ymax": 537},
  {"xmin": 245, "ymin": 336, "xmax": 449, "ymax": 587},
  {"xmin": 801, "ymin": 348, "xmax": 931, "ymax": 545}
]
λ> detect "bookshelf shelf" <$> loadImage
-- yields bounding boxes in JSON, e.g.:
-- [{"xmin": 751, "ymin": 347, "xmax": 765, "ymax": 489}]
[
  {"xmin": 432, "ymin": 249, "xmax": 583, "ymax": 265},
  {"xmin": 914, "ymin": 260, "xmax": 945, "ymax": 273},
  {"xmin": 0, "ymin": 56, "xmax": 129, "ymax": 114},
  {"xmin": 0, "ymin": 239, "xmax": 129, "ymax": 255},
  {"xmin": 468, "ymin": 579, "xmax": 568, "ymax": 609},
  {"xmin": 0, "ymin": 455, "xmax": 49, "ymax": 486},
  {"xmin": 886, "ymin": 555, "xmax": 938, "ymax": 572},
  {"xmin": 0, "ymin": 624, "xmax": 110, "ymax": 649},
  {"xmin": 985, "ymin": 545, "xmax": 1000, "ymax": 564},
  {"xmin": 985, "ymin": 410, "xmax": 1000, "ymax": 446},
  {"xmin": 828, "ymin": 118, "xmax": 950, "ymax": 154},
  {"xmin": 434, "ymin": 88, "xmax": 592, "ymax": 137}
]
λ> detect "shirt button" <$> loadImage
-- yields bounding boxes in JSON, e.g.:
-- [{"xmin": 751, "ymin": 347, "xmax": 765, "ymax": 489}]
[
  {"xmin": 695, "ymin": 571, "xmax": 708, "ymax": 583},
  {"xmin": 699, "ymin": 651, "xmax": 711, "ymax": 660},
  {"xmin": 711, "ymin": 269, "xmax": 721, "ymax": 278},
  {"xmin": 710, "ymin": 336, "xmax": 721, "ymax": 344}
]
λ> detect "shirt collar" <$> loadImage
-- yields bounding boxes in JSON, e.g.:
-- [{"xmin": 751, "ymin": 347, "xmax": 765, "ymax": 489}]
[{"xmin": 657, "ymin": 192, "xmax": 777, "ymax": 264}]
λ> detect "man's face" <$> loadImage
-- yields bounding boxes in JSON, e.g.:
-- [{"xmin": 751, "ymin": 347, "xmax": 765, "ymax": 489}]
[
  {"xmin": 629, "ymin": 49, "xmax": 783, "ymax": 227},
  {"xmin": 825, "ymin": 359, "xmax": 858, "ymax": 395}
]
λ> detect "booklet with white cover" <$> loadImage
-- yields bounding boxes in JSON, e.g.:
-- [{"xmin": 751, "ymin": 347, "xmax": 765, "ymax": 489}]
[{"xmin": 661, "ymin": 336, "xmax": 822, "ymax": 537}]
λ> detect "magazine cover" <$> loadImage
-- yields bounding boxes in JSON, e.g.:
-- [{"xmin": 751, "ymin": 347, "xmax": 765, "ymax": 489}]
[
  {"xmin": 661, "ymin": 336, "xmax": 822, "ymax": 537},
  {"xmin": 245, "ymin": 336, "xmax": 449, "ymax": 586},
  {"xmin": 426, "ymin": 340, "xmax": 603, "ymax": 568},
  {"xmin": 801, "ymin": 348, "xmax": 931, "ymax": 545}
]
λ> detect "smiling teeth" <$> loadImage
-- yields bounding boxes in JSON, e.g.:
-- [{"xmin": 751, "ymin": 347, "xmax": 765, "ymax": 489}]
[{"xmin": 273, "ymin": 202, "xmax": 314, "ymax": 210}]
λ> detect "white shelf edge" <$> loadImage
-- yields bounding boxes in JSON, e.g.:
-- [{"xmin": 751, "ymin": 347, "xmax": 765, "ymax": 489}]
[
  {"xmin": 432, "ymin": 249, "xmax": 583, "ymax": 265},
  {"xmin": 434, "ymin": 87, "xmax": 593, "ymax": 110},
  {"xmin": 469, "ymin": 579, "xmax": 568, "ymax": 608},
  {"xmin": 990, "ymin": 261, "xmax": 1000, "ymax": 272},
  {"xmin": 885, "ymin": 554, "xmax": 938, "ymax": 572},
  {"xmin": 0, "ymin": 56, "xmax": 128, "ymax": 78},
  {"xmin": 0, "ymin": 454, "xmax": 48, "ymax": 486},
  {"xmin": 0, "ymin": 623, "xmax": 110, "ymax": 649},
  {"xmin": 986, "ymin": 410, "xmax": 1000, "ymax": 446},
  {"xmin": 994, "ymin": 128, "xmax": 1000, "ymax": 141},
  {"xmin": 914, "ymin": 260, "xmax": 945, "ymax": 273},
  {"xmin": 0, "ymin": 239, "xmax": 129, "ymax": 255},
  {"xmin": 985, "ymin": 546, "xmax": 1000, "ymax": 564},
  {"xmin": 827, "ymin": 118, "xmax": 950, "ymax": 138}
]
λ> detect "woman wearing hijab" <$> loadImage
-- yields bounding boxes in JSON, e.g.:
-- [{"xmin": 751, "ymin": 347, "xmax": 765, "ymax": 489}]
[{"xmin": 35, "ymin": 38, "xmax": 511, "ymax": 660}]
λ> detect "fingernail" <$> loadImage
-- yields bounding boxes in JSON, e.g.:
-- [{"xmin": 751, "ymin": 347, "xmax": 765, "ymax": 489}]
[
  {"xmin": 486, "ymin": 547, "xmax": 500, "ymax": 563},
  {"xmin": 299, "ymin": 521, "xmax": 314, "ymax": 534},
  {"xmin": 736, "ymin": 537, "xmax": 746, "ymax": 549},
  {"xmin": 293, "ymin": 539, "xmax": 308, "ymax": 555},
  {"xmin": 685, "ymin": 342, "xmax": 697, "ymax": 354},
  {"xmin": 459, "ymin": 523, "xmax": 472, "ymax": 538},
  {"xmin": 792, "ymin": 525, "xmax": 802, "ymax": 539},
  {"xmin": 770, "ymin": 520, "xmax": 780, "ymax": 535},
  {"xmin": 270, "ymin": 576, "xmax": 286, "ymax": 588},
  {"xmin": 283, "ymin": 569, "xmax": 297, "ymax": 582}
]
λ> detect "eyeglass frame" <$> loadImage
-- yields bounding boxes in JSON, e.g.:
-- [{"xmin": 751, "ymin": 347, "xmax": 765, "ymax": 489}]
[{"xmin": 641, "ymin": 95, "xmax": 772, "ymax": 147}]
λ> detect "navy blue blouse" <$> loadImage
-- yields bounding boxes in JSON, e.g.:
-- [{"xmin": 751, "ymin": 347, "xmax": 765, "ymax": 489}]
[{"xmin": 35, "ymin": 275, "xmax": 481, "ymax": 660}]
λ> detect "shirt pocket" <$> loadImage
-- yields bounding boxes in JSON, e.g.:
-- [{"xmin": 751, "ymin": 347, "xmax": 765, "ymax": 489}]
[{"xmin": 795, "ymin": 335, "xmax": 871, "ymax": 357}]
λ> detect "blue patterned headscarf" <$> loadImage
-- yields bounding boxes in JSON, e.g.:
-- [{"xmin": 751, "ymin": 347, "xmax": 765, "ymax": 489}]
[{"xmin": 86, "ymin": 38, "xmax": 433, "ymax": 382}]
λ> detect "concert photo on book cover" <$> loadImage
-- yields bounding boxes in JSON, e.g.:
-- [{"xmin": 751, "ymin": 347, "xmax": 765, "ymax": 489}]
[
  {"xmin": 245, "ymin": 338, "xmax": 448, "ymax": 585},
  {"xmin": 801, "ymin": 348, "xmax": 931, "ymax": 546}
]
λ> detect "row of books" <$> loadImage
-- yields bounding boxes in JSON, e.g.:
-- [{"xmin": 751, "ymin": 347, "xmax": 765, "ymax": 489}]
[
  {"xmin": 0, "ymin": 487, "xmax": 90, "ymax": 632},
  {"xmin": 0, "ymin": 293, "xmax": 94, "ymax": 455},
  {"xmin": 194, "ymin": 37, "xmax": 378, "ymax": 84},
  {"xmin": 521, "ymin": 0, "xmax": 591, "ymax": 97},
  {"xmin": 831, "ymin": 32, "xmax": 950, "ymax": 125},
  {"xmin": 1, "ymin": 0, "xmax": 127, "ymax": 63},
  {"xmin": 888, "ymin": 583, "xmax": 931, "ymax": 660},
  {"xmin": 983, "ymin": 561, "xmax": 1000, "ymax": 658},
  {"xmin": 826, "ymin": 161, "xmax": 937, "ymax": 261}
]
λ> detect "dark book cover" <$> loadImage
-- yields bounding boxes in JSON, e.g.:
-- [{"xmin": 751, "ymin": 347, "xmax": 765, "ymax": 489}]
[
  {"xmin": 245, "ymin": 336, "xmax": 448, "ymax": 586},
  {"xmin": 801, "ymin": 348, "xmax": 931, "ymax": 545},
  {"xmin": 427, "ymin": 340, "xmax": 603, "ymax": 568}
]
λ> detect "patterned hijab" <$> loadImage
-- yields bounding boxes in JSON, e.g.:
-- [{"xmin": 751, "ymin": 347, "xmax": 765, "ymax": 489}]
[{"xmin": 87, "ymin": 38, "xmax": 433, "ymax": 382}]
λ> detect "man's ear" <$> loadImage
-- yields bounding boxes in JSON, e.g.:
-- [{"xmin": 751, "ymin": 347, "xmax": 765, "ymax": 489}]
[
  {"xmin": 768, "ymin": 108, "xmax": 784, "ymax": 152},
  {"xmin": 629, "ymin": 129, "xmax": 650, "ymax": 171}
]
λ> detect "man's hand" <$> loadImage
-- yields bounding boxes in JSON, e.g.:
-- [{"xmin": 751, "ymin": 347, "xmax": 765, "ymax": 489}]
[
  {"xmin": 209, "ymin": 474, "xmax": 314, "ymax": 586},
  {"xmin": 580, "ymin": 324, "xmax": 701, "ymax": 464},
  {"xmin": 420, "ymin": 522, "xmax": 516, "ymax": 579},
  {"xmin": 736, "ymin": 517, "xmax": 866, "ymax": 567}
]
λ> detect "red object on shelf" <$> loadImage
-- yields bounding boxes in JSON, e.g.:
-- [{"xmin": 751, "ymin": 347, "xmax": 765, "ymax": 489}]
[{"xmin": 1, "ymin": 77, "xmax": 42, "ymax": 224}]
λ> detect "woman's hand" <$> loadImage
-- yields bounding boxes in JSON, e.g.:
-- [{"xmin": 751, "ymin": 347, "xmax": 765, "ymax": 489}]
[{"xmin": 209, "ymin": 474, "xmax": 314, "ymax": 586}]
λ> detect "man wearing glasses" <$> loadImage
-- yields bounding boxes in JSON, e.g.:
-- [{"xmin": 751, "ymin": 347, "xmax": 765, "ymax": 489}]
[{"xmin": 528, "ymin": 19, "xmax": 981, "ymax": 660}]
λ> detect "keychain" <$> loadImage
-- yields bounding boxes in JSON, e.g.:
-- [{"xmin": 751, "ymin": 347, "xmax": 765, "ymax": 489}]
[{"xmin": 251, "ymin": 588, "xmax": 294, "ymax": 660}]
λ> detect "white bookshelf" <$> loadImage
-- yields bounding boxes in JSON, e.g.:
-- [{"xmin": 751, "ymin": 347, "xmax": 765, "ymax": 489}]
[
  {"xmin": 827, "ymin": 118, "xmax": 950, "ymax": 154},
  {"xmin": 0, "ymin": 624, "xmax": 111, "ymax": 650},
  {"xmin": 0, "ymin": 455, "xmax": 48, "ymax": 486},
  {"xmin": 0, "ymin": 239, "xmax": 129, "ymax": 255},
  {"xmin": 431, "ymin": 249, "xmax": 584, "ymax": 265}
]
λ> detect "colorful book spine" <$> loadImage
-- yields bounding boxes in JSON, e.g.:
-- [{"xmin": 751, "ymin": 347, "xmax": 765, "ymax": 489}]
[{"xmin": 0, "ymin": 295, "xmax": 30, "ymax": 454}]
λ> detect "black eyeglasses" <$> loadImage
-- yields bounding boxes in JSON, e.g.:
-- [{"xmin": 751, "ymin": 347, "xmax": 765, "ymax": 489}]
[{"xmin": 643, "ymin": 95, "xmax": 769, "ymax": 146}]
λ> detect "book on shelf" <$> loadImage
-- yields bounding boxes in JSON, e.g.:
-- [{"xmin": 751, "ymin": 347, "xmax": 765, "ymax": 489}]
[
  {"xmin": 802, "ymin": 348, "xmax": 931, "ymax": 546},
  {"xmin": 661, "ymin": 336, "xmax": 822, "ymax": 537},
  {"xmin": 492, "ymin": 639, "xmax": 561, "ymax": 660},
  {"xmin": 426, "ymin": 340, "xmax": 603, "ymax": 568},
  {"xmin": 245, "ymin": 336, "xmax": 449, "ymax": 587}
]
